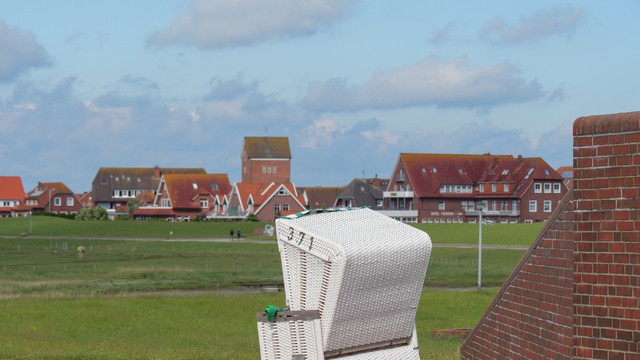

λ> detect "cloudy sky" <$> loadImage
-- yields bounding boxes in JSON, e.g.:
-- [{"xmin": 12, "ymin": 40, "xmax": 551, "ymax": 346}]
[{"xmin": 1, "ymin": 1, "xmax": 638, "ymax": 192}]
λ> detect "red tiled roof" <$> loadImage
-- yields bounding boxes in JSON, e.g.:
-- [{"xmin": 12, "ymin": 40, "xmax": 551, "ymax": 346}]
[
  {"xmin": 243, "ymin": 137, "xmax": 291, "ymax": 159},
  {"xmin": 0, "ymin": 176, "xmax": 26, "ymax": 201},
  {"xmin": 163, "ymin": 173, "xmax": 232, "ymax": 209},
  {"xmin": 303, "ymin": 186, "xmax": 344, "ymax": 209},
  {"xmin": 233, "ymin": 182, "xmax": 307, "ymax": 214},
  {"xmin": 398, "ymin": 153, "xmax": 562, "ymax": 198}
]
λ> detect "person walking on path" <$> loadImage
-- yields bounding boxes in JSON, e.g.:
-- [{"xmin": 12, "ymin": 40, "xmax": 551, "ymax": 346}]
[
  {"xmin": 229, "ymin": 229, "xmax": 234, "ymax": 241},
  {"xmin": 237, "ymin": 229, "xmax": 241, "ymax": 240}
]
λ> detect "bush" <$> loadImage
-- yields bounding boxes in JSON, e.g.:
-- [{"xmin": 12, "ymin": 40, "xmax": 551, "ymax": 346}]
[
  {"xmin": 245, "ymin": 213, "xmax": 259, "ymax": 222},
  {"xmin": 32, "ymin": 212, "xmax": 76, "ymax": 220},
  {"xmin": 75, "ymin": 207, "xmax": 108, "ymax": 221}
]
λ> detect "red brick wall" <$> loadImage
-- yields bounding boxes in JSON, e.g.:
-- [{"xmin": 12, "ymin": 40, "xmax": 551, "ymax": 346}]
[
  {"xmin": 242, "ymin": 158, "xmax": 291, "ymax": 183},
  {"xmin": 460, "ymin": 192, "xmax": 575, "ymax": 359},
  {"xmin": 573, "ymin": 112, "xmax": 640, "ymax": 359},
  {"xmin": 462, "ymin": 111, "xmax": 640, "ymax": 359}
]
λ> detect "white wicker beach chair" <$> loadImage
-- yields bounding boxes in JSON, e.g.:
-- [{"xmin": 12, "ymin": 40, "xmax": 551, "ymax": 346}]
[{"xmin": 258, "ymin": 208, "xmax": 432, "ymax": 359}]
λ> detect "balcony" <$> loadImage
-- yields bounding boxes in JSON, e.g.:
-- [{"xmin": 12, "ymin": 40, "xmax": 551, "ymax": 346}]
[
  {"xmin": 383, "ymin": 191, "xmax": 414, "ymax": 198},
  {"xmin": 377, "ymin": 209, "xmax": 418, "ymax": 219},
  {"xmin": 465, "ymin": 210, "xmax": 520, "ymax": 217}
]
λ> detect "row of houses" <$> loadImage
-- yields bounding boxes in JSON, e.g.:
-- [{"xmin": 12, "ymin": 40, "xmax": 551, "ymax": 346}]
[{"xmin": 0, "ymin": 136, "xmax": 572, "ymax": 223}]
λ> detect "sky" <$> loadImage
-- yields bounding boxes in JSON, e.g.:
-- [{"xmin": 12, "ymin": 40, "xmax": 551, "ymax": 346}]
[{"xmin": 1, "ymin": 1, "xmax": 638, "ymax": 192}]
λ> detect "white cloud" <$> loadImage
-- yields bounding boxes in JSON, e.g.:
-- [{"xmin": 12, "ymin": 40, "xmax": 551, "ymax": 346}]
[
  {"xmin": 148, "ymin": 0, "xmax": 357, "ymax": 49},
  {"xmin": 301, "ymin": 119, "xmax": 343, "ymax": 149},
  {"xmin": 0, "ymin": 19, "xmax": 50, "ymax": 82},
  {"xmin": 478, "ymin": 6, "xmax": 585, "ymax": 45},
  {"xmin": 304, "ymin": 56, "xmax": 544, "ymax": 112}
]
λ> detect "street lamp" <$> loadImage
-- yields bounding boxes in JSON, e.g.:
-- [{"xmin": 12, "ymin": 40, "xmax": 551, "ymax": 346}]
[{"xmin": 476, "ymin": 202, "xmax": 486, "ymax": 291}]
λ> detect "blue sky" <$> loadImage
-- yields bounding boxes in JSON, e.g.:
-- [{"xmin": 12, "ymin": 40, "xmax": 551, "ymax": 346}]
[{"xmin": 1, "ymin": 1, "xmax": 638, "ymax": 192}]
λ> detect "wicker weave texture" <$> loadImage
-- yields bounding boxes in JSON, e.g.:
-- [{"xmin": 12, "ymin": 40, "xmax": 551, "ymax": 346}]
[
  {"xmin": 275, "ymin": 208, "xmax": 431, "ymax": 353},
  {"xmin": 257, "ymin": 312, "xmax": 324, "ymax": 360}
]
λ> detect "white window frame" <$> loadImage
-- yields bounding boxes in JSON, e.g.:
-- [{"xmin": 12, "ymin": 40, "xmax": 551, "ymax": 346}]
[
  {"xmin": 534, "ymin": 183, "xmax": 542, "ymax": 193},
  {"xmin": 529, "ymin": 200, "xmax": 537, "ymax": 212},
  {"xmin": 492, "ymin": 184, "xmax": 497, "ymax": 192},
  {"xmin": 553, "ymin": 183, "xmax": 561, "ymax": 193},
  {"xmin": 54, "ymin": 197, "xmax": 62, "ymax": 207},
  {"xmin": 66, "ymin": 197, "xmax": 74, "ymax": 206},
  {"xmin": 200, "ymin": 199, "xmax": 209, "ymax": 208},
  {"xmin": 504, "ymin": 184, "xmax": 509, "ymax": 192},
  {"xmin": 543, "ymin": 200, "xmax": 552, "ymax": 212},
  {"xmin": 438, "ymin": 200, "xmax": 445, "ymax": 211},
  {"xmin": 544, "ymin": 183, "xmax": 551, "ymax": 193}
]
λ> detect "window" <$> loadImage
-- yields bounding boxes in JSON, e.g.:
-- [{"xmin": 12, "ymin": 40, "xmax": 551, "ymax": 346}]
[
  {"xmin": 479, "ymin": 184, "xmax": 485, "ymax": 193},
  {"xmin": 529, "ymin": 200, "xmax": 537, "ymax": 212},
  {"xmin": 504, "ymin": 184, "xmax": 509, "ymax": 192},
  {"xmin": 544, "ymin": 183, "xmax": 551, "ymax": 193},
  {"xmin": 274, "ymin": 204, "xmax": 281, "ymax": 213},
  {"xmin": 200, "ymin": 199, "xmax": 209, "ymax": 208},
  {"xmin": 534, "ymin": 183, "xmax": 542, "ymax": 193},
  {"xmin": 376, "ymin": 199, "xmax": 383, "ymax": 207},
  {"xmin": 192, "ymin": 183, "xmax": 198, "ymax": 190},
  {"xmin": 440, "ymin": 185, "xmax": 446, "ymax": 193},
  {"xmin": 492, "ymin": 184, "xmax": 497, "ymax": 192},
  {"xmin": 66, "ymin": 197, "xmax": 74, "ymax": 206},
  {"xmin": 543, "ymin": 200, "xmax": 552, "ymax": 212},
  {"xmin": 344, "ymin": 199, "xmax": 352, "ymax": 207},
  {"xmin": 277, "ymin": 188, "xmax": 286, "ymax": 195},
  {"xmin": 438, "ymin": 201, "xmax": 445, "ymax": 210},
  {"xmin": 501, "ymin": 169, "xmax": 509, "ymax": 175},
  {"xmin": 553, "ymin": 183, "xmax": 561, "ymax": 193},
  {"xmin": 54, "ymin": 197, "xmax": 61, "ymax": 206},
  {"xmin": 525, "ymin": 168, "xmax": 534, "ymax": 179},
  {"xmin": 283, "ymin": 204, "xmax": 290, "ymax": 211}
]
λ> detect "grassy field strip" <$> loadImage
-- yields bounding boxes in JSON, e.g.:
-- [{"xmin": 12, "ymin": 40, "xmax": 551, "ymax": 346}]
[
  {"xmin": 0, "ymin": 288, "xmax": 498, "ymax": 360},
  {"xmin": 0, "ymin": 216, "xmax": 544, "ymax": 245}
]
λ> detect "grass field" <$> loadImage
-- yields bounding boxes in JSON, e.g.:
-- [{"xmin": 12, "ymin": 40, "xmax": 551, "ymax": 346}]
[
  {"xmin": 0, "ymin": 216, "xmax": 538, "ymax": 359},
  {"xmin": 0, "ymin": 215, "xmax": 544, "ymax": 245},
  {"xmin": 0, "ymin": 289, "xmax": 498, "ymax": 359},
  {"xmin": 0, "ymin": 215, "xmax": 273, "ymax": 240}
]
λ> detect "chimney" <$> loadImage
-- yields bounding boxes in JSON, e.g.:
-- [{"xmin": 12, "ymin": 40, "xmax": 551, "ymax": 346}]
[{"xmin": 153, "ymin": 165, "xmax": 160, "ymax": 179}]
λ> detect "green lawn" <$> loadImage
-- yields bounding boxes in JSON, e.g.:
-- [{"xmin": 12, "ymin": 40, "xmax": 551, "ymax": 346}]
[
  {"xmin": 0, "ymin": 216, "xmax": 543, "ymax": 246},
  {"xmin": 0, "ymin": 237, "xmax": 524, "ymax": 297},
  {"xmin": 0, "ymin": 216, "xmax": 538, "ymax": 359},
  {"xmin": 414, "ymin": 222, "xmax": 543, "ymax": 246},
  {"xmin": 0, "ymin": 215, "xmax": 274, "ymax": 240},
  {"xmin": 0, "ymin": 289, "xmax": 498, "ymax": 359}
]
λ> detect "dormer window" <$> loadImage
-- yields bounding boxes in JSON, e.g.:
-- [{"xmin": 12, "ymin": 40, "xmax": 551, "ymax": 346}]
[
  {"xmin": 277, "ymin": 188, "xmax": 286, "ymax": 195},
  {"xmin": 525, "ymin": 168, "xmax": 534, "ymax": 179},
  {"xmin": 431, "ymin": 166, "xmax": 437, "ymax": 173},
  {"xmin": 193, "ymin": 183, "xmax": 198, "ymax": 190}
]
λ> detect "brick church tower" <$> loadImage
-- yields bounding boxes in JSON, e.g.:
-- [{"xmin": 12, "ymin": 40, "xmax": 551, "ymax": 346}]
[{"xmin": 241, "ymin": 137, "xmax": 291, "ymax": 184}]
